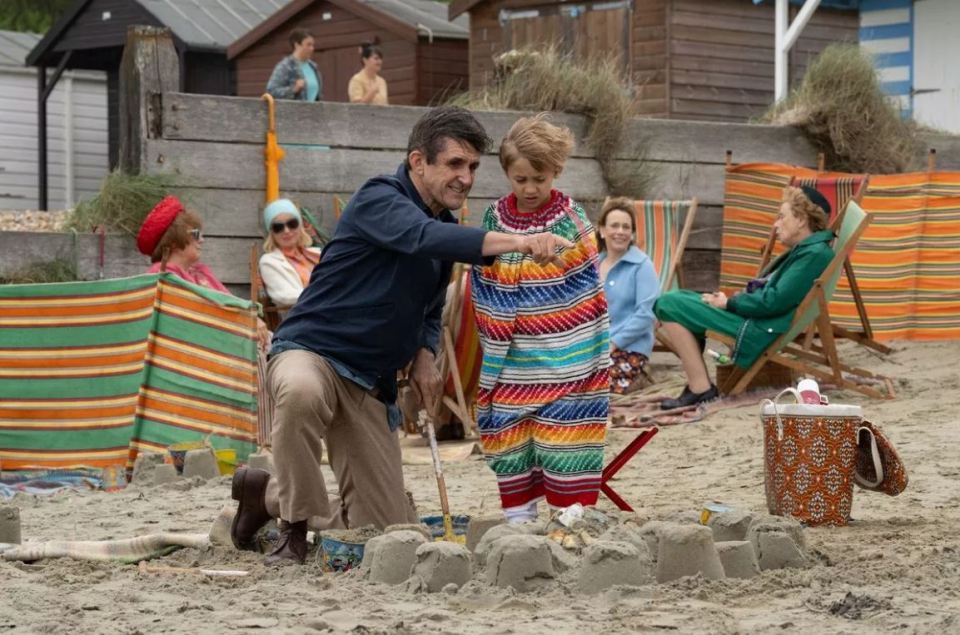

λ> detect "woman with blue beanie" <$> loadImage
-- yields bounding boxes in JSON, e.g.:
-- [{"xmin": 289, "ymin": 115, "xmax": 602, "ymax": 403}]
[{"xmin": 258, "ymin": 198, "xmax": 321, "ymax": 308}]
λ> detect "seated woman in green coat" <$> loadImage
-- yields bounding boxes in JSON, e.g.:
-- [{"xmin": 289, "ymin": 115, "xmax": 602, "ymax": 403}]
[{"xmin": 654, "ymin": 185, "xmax": 835, "ymax": 409}]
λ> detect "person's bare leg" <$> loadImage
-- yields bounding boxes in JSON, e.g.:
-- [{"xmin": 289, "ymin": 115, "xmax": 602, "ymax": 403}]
[{"xmin": 660, "ymin": 322, "xmax": 711, "ymax": 393}]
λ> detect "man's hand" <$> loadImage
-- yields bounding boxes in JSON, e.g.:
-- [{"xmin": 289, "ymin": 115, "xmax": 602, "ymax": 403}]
[
  {"xmin": 408, "ymin": 348, "xmax": 442, "ymax": 418},
  {"xmin": 294, "ymin": 78, "xmax": 305, "ymax": 93},
  {"xmin": 519, "ymin": 233, "xmax": 575, "ymax": 267}
]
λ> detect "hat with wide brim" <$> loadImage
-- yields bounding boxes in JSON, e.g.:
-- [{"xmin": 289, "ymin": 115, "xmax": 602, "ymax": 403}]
[{"xmin": 137, "ymin": 196, "xmax": 184, "ymax": 255}]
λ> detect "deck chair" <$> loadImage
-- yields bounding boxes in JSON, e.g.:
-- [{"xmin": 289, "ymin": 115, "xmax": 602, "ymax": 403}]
[
  {"xmin": 436, "ymin": 263, "xmax": 481, "ymax": 437},
  {"xmin": 249, "ymin": 244, "xmax": 284, "ymax": 332},
  {"xmin": 710, "ymin": 200, "xmax": 894, "ymax": 400},
  {"xmin": 632, "ymin": 198, "xmax": 699, "ymax": 292},
  {"xmin": 755, "ymin": 175, "xmax": 889, "ymax": 355},
  {"xmin": 334, "ymin": 195, "xmax": 347, "ymax": 221},
  {"xmin": 627, "ymin": 198, "xmax": 699, "ymax": 354}
]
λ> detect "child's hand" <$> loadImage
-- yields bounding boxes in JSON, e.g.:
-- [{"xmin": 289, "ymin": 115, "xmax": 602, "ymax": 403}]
[{"xmin": 521, "ymin": 233, "xmax": 575, "ymax": 267}]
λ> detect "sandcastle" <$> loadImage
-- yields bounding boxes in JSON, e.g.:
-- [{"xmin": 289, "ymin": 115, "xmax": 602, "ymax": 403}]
[{"xmin": 297, "ymin": 506, "xmax": 808, "ymax": 594}]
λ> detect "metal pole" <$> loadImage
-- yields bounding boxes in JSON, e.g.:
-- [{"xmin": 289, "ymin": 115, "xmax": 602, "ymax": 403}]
[
  {"xmin": 774, "ymin": 0, "xmax": 823, "ymax": 103},
  {"xmin": 36, "ymin": 51, "xmax": 73, "ymax": 211},
  {"xmin": 774, "ymin": 0, "xmax": 788, "ymax": 102},
  {"xmin": 38, "ymin": 64, "xmax": 47, "ymax": 210}
]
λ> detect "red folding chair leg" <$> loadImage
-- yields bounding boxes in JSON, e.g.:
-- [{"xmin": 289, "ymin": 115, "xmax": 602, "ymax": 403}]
[{"xmin": 600, "ymin": 427, "xmax": 659, "ymax": 512}]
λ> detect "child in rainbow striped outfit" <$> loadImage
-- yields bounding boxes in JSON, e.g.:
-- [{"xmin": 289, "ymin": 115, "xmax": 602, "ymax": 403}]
[{"xmin": 471, "ymin": 114, "xmax": 610, "ymax": 524}]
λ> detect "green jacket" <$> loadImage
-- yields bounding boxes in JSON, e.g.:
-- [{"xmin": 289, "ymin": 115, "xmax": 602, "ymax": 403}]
[{"xmin": 727, "ymin": 229, "xmax": 835, "ymax": 345}]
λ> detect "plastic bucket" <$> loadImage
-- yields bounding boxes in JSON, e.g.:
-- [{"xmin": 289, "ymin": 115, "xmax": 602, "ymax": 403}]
[
  {"xmin": 319, "ymin": 535, "xmax": 365, "ymax": 572},
  {"xmin": 215, "ymin": 449, "xmax": 237, "ymax": 475}
]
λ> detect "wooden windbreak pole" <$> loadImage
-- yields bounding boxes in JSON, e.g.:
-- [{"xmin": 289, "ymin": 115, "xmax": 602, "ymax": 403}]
[
  {"xmin": 928, "ymin": 148, "xmax": 937, "ymax": 172},
  {"xmin": 118, "ymin": 26, "xmax": 179, "ymax": 175}
]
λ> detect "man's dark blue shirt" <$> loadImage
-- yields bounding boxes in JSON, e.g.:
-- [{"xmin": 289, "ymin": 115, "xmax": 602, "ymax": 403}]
[{"xmin": 271, "ymin": 164, "xmax": 488, "ymax": 420}]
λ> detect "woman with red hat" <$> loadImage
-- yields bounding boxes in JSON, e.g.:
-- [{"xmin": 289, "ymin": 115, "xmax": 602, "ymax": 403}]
[{"xmin": 138, "ymin": 195, "xmax": 270, "ymax": 347}]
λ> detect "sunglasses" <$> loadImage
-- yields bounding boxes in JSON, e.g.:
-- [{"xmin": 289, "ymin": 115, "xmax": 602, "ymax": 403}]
[
  {"xmin": 189, "ymin": 228, "xmax": 203, "ymax": 241},
  {"xmin": 271, "ymin": 218, "xmax": 301, "ymax": 233}
]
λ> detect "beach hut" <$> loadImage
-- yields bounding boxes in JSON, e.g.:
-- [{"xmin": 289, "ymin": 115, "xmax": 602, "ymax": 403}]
[
  {"xmin": 0, "ymin": 29, "xmax": 107, "ymax": 211},
  {"xmin": 228, "ymin": 0, "xmax": 470, "ymax": 105},
  {"xmin": 25, "ymin": 0, "xmax": 289, "ymax": 209},
  {"xmin": 448, "ymin": 0, "xmax": 859, "ymax": 122}
]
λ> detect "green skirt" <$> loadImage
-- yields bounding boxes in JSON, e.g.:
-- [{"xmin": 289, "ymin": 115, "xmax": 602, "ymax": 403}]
[{"xmin": 654, "ymin": 290, "xmax": 778, "ymax": 368}]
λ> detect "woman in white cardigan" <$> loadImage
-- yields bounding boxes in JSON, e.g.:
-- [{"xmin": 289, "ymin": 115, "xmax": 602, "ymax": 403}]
[{"xmin": 258, "ymin": 199, "xmax": 321, "ymax": 308}]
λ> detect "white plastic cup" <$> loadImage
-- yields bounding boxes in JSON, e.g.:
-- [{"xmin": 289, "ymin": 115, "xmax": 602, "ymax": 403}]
[{"xmin": 797, "ymin": 378, "xmax": 821, "ymax": 405}]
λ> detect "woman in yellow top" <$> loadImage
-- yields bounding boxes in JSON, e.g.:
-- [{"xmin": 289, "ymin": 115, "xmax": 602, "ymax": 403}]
[{"xmin": 348, "ymin": 42, "xmax": 388, "ymax": 105}]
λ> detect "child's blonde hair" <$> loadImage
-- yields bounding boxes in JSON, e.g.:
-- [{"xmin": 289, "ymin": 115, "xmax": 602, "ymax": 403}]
[{"xmin": 499, "ymin": 113, "xmax": 574, "ymax": 174}]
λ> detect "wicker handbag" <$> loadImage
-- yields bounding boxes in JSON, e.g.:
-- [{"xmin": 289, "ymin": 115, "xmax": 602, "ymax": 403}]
[{"xmin": 760, "ymin": 389, "xmax": 861, "ymax": 527}]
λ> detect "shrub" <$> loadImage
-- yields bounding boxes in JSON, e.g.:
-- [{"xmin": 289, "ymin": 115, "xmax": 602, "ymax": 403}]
[
  {"xmin": 764, "ymin": 43, "xmax": 920, "ymax": 174},
  {"xmin": 67, "ymin": 171, "xmax": 172, "ymax": 236},
  {"xmin": 450, "ymin": 46, "xmax": 656, "ymax": 199}
]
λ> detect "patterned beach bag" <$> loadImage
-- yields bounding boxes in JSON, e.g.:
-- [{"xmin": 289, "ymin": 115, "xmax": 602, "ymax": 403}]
[{"xmin": 760, "ymin": 389, "xmax": 861, "ymax": 527}]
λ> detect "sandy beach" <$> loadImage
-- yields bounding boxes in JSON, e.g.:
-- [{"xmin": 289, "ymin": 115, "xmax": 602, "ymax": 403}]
[{"xmin": 1, "ymin": 338, "xmax": 958, "ymax": 634}]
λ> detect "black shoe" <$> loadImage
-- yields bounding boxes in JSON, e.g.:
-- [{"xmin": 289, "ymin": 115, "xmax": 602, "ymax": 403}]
[
  {"xmin": 265, "ymin": 519, "xmax": 308, "ymax": 565},
  {"xmin": 661, "ymin": 384, "xmax": 719, "ymax": 410},
  {"xmin": 230, "ymin": 467, "xmax": 272, "ymax": 552}
]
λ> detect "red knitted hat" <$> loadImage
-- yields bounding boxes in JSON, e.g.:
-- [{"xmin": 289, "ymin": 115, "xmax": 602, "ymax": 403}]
[{"xmin": 137, "ymin": 196, "xmax": 184, "ymax": 255}]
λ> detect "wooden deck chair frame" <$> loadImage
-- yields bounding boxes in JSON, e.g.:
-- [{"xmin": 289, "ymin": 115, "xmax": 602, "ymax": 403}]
[
  {"xmin": 709, "ymin": 201, "xmax": 894, "ymax": 400},
  {"xmin": 249, "ymin": 244, "xmax": 284, "ymax": 332},
  {"xmin": 755, "ymin": 174, "xmax": 890, "ymax": 355}
]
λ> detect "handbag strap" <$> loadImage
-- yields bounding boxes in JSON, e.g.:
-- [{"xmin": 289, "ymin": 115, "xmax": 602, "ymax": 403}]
[{"xmin": 854, "ymin": 426, "xmax": 884, "ymax": 489}]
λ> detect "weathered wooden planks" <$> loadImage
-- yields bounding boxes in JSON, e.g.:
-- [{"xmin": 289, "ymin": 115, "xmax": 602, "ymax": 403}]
[
  {"xmin": 145, "ymin": 139, "xmax": 609, "ymax": 201},
  {"xmin": 158, "ymin": 92, "xmax": 818, "ymax": 166}
]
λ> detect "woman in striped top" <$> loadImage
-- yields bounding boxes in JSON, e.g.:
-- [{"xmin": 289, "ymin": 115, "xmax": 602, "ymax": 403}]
[{"xmin": 471, "ymin": 114, "xmax": 610, "ymax": 524}]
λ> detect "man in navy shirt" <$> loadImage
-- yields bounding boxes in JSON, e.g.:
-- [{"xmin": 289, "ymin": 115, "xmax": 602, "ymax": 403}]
[{"xmin": 231, "ymin": 106, "xmax": 573, "ymax": 564}]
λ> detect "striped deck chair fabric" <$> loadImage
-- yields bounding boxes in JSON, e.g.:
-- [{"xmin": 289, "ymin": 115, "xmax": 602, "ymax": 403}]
[
  {"xmin": 720, "ymin": 163, "xmax": 960, "ymax": 340},
  {"xmin": 443, "ymin": 273, "xmax": 482, "ymax": 404},
  {"xmin": 633, "ymin": 200, "xmax": 692, "ymax": 291},
  {"xmin": 0, "ymin": 273, "xmax": 259, "ymax": 477},
  {"xmin": 792, "ymin": 175, "xmax": 868, "ymax": 224}
]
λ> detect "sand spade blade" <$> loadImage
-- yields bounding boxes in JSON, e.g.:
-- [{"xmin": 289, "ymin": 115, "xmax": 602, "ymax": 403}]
[{"xmin": 425, "ymin": 416, "xmax": 457, "ymax": 542}]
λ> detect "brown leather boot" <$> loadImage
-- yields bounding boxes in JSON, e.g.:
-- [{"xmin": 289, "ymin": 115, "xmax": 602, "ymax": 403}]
[
  {"xmin": 230, "ymin": 466, "xmax": 272, "ymax": 552},
  {"xmin": 265, "ymin": 520, "xmax": 308, "ymax": 565}
]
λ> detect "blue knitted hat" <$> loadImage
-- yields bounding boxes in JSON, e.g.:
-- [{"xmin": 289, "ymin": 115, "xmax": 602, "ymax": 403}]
[{"xmin": 263, "ymin": 198, "xmax": 301, "ymax": 230}]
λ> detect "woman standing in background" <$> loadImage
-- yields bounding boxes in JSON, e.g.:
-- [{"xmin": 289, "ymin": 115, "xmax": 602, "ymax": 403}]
[
  {"xmin": 348, "ymin": 41, "xmax": 388, "ymax": 105},
  {"xmin": 266, "ymin": 28, "xmax": 323, "ymax": 102}
]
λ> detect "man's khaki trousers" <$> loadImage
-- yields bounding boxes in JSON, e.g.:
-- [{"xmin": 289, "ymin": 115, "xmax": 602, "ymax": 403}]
[{"xmin": 262, "ymin": 349, "xmax": 417, "ymax": 529}]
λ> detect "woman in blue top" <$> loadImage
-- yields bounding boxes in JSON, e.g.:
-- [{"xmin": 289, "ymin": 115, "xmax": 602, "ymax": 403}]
[
  {"xmin": 266, "ymin": 28, "xmax": 323, "ymax": 101},
  {"xmin": 597, "ymin": 197, "xmax": 660, "ymax": 393}
]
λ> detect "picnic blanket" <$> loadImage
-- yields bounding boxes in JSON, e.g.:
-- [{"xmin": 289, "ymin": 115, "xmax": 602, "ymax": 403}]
[
  {"xmin": 1, "ymin": 532, "xmax": 209, "ymax": 563},
  {"xmin": 720, "ymin": 164, "xmax": 960, "ymax": 340},
  {"xmin": 0, "ymin": 273, "xmax": 259, "ymax": 478}
]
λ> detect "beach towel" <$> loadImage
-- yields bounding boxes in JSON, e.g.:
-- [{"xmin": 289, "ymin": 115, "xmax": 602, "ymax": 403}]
[
  {"xmin": 0, "ymin": 273, "xmax": 259, "ymax": 478},
  {"xmin": 1, "ymin": 532, "xmax": 209, "ymax": 563}
]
